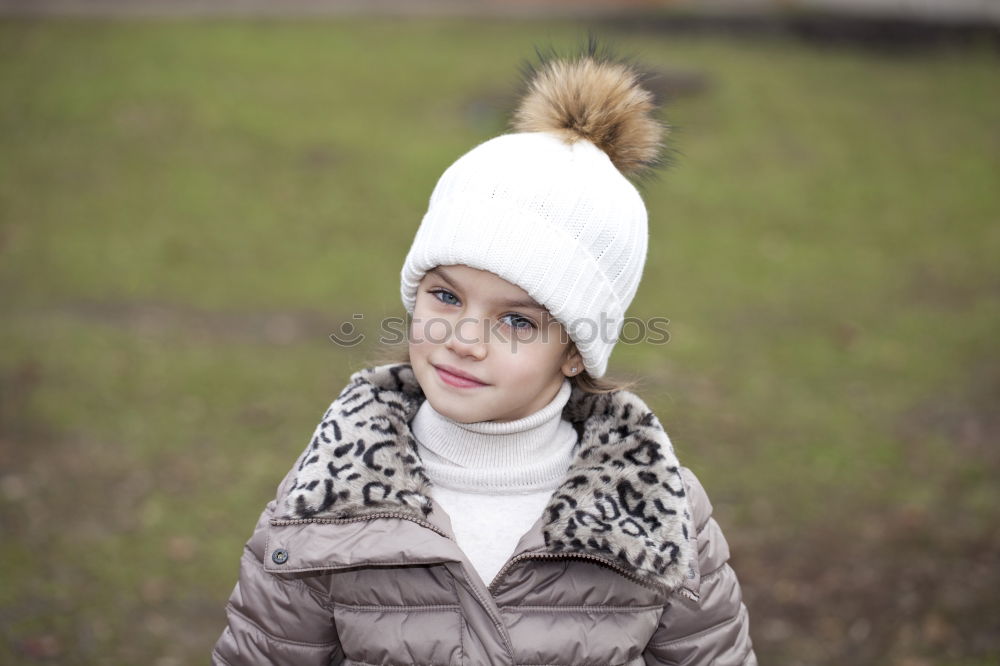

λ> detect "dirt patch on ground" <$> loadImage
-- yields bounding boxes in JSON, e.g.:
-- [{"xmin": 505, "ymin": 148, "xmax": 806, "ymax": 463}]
[
  {"xmin": 735, "ymin": 360, "xmax": 1000, "ymax": 664},
  {"xmin": 0, "ymin": 364, "xmax": 229, "ymax": 663},
  {"xmin": 736, "ymin": 495, "xmax": 1000, "ymax": 664}
]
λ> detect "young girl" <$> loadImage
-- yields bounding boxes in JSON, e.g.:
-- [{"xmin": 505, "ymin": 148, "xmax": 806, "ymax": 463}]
[{"xmin": 214, "ymin": 40, "xmax": 756, "ymax": 666}]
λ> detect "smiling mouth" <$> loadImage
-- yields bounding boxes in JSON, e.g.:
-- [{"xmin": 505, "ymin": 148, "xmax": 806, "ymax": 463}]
[{"xmin": 434, "ymin": 365, "xmax": 488, "ymax": 389}]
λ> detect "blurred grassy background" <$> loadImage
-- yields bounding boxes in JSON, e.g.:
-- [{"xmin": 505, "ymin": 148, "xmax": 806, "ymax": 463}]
[{"xmin": 1, "ymin": 15, "xmax": 998, "ymax": 665}]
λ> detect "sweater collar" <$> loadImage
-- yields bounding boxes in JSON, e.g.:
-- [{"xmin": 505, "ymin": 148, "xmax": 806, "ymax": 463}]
[
  {"xmin": 412, "ymin": 377, "xmax": 579, "ymax": 492},
  {"xmin": 280, "ymin": 362, "xmax": 696, "ymax": 594}
]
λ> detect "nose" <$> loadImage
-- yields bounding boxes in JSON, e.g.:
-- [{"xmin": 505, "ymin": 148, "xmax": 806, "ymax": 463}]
[{"xmin": 446, "ymin": 315, "xmax": 488, "ymax": 360}]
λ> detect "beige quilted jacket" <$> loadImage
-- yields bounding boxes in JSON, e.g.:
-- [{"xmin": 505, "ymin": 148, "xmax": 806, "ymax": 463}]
[{"xmin": 213, "ymin": 363, "xmax": 757, "ymax": 665}]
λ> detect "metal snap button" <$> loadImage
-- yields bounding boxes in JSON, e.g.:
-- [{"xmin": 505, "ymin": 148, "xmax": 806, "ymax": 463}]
[{"xmin": 271, "ymin": 548, "xmax": 289, "ymax": 565}]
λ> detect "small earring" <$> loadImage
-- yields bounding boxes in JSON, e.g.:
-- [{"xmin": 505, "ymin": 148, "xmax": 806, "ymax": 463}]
[{"xmin": 570, "ymin": 367, "xmax": 578, "ymax": 374}]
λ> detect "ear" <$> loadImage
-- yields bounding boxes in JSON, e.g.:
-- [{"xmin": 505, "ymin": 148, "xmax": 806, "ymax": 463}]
[{"xmin": 561, "ymin": 345, "xmax": 584, "ymax": 378}]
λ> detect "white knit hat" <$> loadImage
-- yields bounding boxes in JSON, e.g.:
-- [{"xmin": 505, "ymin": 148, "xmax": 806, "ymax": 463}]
[{"xmin": 400, "ymin": 43, "xmax": 667, "ymax": 378}]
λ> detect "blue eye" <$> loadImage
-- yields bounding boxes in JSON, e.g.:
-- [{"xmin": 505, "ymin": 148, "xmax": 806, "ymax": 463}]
[
  {"xmin": 502, "ymin": 314, "xmax": 536, "ymax": 331},
  {"xmin": 429, "ymin": 289, "xmax": 459, "ymax": 305}
]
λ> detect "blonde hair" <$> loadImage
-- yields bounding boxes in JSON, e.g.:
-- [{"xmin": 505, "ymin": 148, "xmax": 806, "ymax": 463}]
[{"xmin": 366, "ymin": 342, "xmax": 638, "ymax": 396}]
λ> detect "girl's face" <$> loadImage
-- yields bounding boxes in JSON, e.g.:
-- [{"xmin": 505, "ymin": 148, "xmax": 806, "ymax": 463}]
[{"xmin": 409, "ymin": 264, "xmax": 583, "ymax": 424}]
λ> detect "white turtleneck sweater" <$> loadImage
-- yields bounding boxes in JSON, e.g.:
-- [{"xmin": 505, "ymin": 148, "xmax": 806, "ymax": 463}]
[{"xmin": 410, "ymin": 378, "xmax": 578, "ymax": 587}]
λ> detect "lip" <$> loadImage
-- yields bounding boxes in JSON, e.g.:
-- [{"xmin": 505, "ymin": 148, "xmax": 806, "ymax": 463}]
[{"xmin": 433, "ymin": 364, "xmax": 489, "ymax": 389}]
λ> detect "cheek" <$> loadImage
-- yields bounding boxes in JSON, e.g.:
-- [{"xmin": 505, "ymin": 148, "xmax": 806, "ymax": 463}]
[
  {"xmin": 536, "ymin": 325, "xmax": 572, "ymax": 359},
  {"xmin": 410, "ymin": 310, "xmax": 450, "ymax": 347},
  {"xmin": 505, "ymin": 339, "xmax": 565, "ymax": 373}
]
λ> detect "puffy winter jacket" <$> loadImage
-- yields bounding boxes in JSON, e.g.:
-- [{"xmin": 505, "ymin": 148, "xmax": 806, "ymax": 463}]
[{"xmin": 213, "ymin": 362, "xmax": 756, "ymax": 665}]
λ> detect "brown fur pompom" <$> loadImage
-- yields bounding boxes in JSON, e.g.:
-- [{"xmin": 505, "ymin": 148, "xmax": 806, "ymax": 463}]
[{"xmin": 511, "ymin": 37, "xmax": 667, "ymax": 179}]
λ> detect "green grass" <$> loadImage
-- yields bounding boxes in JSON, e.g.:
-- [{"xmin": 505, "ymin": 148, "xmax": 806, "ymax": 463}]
[{"xmin": 1, "ymin": 16, "xmax": 998, "ymax": 664}]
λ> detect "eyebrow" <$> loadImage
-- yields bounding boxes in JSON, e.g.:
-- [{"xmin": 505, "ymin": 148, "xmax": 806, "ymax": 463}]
[{"xmin": 429, "ymin": 267, "xmax": 545, "ymax": 311}]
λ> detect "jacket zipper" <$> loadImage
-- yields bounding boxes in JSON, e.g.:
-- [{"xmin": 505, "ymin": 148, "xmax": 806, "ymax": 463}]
[
  {"xmin": 270, "ymin": 511, "xmax": 449, "ymax": 538},
  {"xmin": 459, "ymin": 565, "xmax": 516, "ymax": 658},
  {"xmin": 488, "ymin": 551, "xmax": 667, "ymax": 596},
  {"xmin": 270, "ymin": 512, "xmax": 517, "ymax": 660}
]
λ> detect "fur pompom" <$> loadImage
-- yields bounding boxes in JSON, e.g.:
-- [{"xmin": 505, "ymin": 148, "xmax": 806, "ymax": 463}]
[{"xmin": 511, "ymin": 37, "xmax": 667, "ymax": 178}]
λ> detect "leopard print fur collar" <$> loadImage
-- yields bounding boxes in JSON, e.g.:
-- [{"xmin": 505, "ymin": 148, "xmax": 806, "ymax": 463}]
[{"xmin": 281, "ymin": 362, "xmax": 696, "ymax": 593}]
